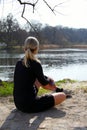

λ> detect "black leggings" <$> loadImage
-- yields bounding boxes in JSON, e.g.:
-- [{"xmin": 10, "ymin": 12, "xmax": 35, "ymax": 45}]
[{"xmin": 15, "ymin": 94, "xmax": 54, "ymax": 113}]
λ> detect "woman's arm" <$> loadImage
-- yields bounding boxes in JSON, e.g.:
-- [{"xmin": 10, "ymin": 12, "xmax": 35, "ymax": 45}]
[
  {"xmin": 35, "ymin": 78, "xmax": 57, "ymax": 91},
  {"xmin": 34, "ymin": 61, "xmax": 58, "ymax": 91}
]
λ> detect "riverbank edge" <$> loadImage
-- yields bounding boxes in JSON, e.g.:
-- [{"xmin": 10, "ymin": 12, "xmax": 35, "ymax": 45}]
[{"xmin": 0, "ymin": 79, "xmax": 87, "ymax": 97}]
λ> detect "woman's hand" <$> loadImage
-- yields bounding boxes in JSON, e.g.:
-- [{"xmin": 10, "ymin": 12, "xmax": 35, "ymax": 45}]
[
  {"xmin": 47, "ymin": 77, "xmax": 55, "ymax": 85},
  {"xmin": 43, "ymin": 77, "xmax": 57, "ymax": 91}
]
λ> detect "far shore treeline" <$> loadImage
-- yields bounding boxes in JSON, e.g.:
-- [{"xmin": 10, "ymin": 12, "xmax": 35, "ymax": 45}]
[{"xmin": 0, "ymin": 13, "xmax": 87, "ymax": 50}]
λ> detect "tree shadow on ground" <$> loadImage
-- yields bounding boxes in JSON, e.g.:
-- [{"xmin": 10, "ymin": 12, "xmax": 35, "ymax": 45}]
[
  {"xmin": 0, "ymin": 107, "xmax": 66, "ymax": 130},
  {"xmin": 73, "ymin": 127, "xmax": 87, "ymax": 130}
]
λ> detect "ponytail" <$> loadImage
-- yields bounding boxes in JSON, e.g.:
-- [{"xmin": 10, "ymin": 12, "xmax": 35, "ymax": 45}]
[{"xmin": 23, "ymin": 36, "xmax": 40, "ymax": 67}]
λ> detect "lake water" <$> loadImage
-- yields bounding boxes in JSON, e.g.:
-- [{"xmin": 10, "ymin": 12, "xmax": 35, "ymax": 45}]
[{"xmin": 0, "ymin": 48, "xmax": 87, "ymax": 81}]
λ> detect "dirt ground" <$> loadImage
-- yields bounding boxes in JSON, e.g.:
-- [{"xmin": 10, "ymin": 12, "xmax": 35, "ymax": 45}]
[{"xmin": 0, "ymin": 81, "xmax": 87, "ymax": 130}]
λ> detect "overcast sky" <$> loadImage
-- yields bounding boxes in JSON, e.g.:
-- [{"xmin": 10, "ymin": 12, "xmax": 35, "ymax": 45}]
[{"xmin": 0, "ymin": 0, "xmax": 87, "ymax": 28}]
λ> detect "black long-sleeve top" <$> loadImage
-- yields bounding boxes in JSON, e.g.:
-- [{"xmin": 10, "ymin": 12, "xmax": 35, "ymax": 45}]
[{"xmin": 13, "ymin": 59, "xmax": 49, "ymax": 104}]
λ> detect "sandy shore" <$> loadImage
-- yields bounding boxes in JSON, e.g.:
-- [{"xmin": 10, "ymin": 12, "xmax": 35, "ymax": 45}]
[{"xmin": 0, "ymin": 81, "xmax": 87, "ymax": 130}]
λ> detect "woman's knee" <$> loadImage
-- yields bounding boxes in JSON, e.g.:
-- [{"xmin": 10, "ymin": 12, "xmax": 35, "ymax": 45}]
[{"xmin": 52, "ymin": 92, "xmax": 66, "ymax": 105}]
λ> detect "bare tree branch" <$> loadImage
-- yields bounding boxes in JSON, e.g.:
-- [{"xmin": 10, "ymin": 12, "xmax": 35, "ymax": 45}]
[
  {"xmin": 21, "ymin": 3, "xmax": 37, "ymax": 32},
  {"xmin": 17, "ymin": 0, "xmax": 40, "ymax": 33},
  {"xmin": 43, "ymin": 0, "xmax": 56, "ymax": 15},
  {"xmin": 17, "ymin": 0, "xmax": 65, "ymax": 32},
  {"xmin": 43, "ymin": 0, "xmax": 66, "ymax": 15},
  {"xmin": 17, "ymin": 0, "xmax": 34, "ymax": 6},
  {"xmin": 17, "ymin": 0, "xmax": 39, "ymax": 13},
  {"xmin": 53, "ymin": 0, "xmax": 68, "ymax": 11}
]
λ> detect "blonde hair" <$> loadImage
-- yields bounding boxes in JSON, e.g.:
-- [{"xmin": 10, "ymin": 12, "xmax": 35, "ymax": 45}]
[{"xmin": 23, "ymin": 36, "xmax": 40, "ymax": 67}]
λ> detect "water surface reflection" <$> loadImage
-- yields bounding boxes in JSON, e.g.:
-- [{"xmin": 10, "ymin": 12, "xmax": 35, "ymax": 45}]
[{"xmin": 0, "ymin": 48, "xmax": 87, "ymax": 81}]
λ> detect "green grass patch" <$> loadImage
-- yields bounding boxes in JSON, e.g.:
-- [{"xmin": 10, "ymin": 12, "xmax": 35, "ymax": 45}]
[
  {"xmin": 0, "ymin": 81, "xmax": 13, "ymax": 96},
  {"xmin": 55, "ymin": 79, "xmax": 76, "ymax": 86},
  {"xmin": 38, "ymin": 88, "xmax": 51, "ymax": 96}
]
